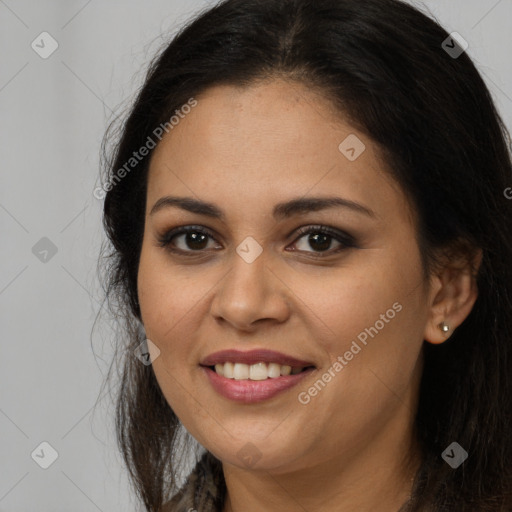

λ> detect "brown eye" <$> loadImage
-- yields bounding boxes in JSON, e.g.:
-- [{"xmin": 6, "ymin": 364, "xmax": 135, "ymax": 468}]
[
  {"xmin": 176, "ymin": 231, "xmax": 210, "ymax": 250},
  {"xmin": 289, "ymin": 225, "xmax": 356, "ymax": 255},
  {"xmin": 157, "ymin": 226, "xmax": 220, "ymax": 254}
]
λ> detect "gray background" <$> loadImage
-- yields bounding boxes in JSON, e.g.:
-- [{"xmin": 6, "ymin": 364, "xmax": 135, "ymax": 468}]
[{"xmin": 1, "ymin": 1, "xmax": 511, "ymax": 510}]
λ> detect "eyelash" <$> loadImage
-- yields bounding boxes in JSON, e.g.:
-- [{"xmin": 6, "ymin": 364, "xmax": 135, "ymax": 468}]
[{"xmin": 156, "ymin": 224, "xmax": 356, "ymax": 257}]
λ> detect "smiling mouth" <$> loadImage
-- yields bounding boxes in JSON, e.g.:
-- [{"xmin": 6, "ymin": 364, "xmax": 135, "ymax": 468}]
[{"xmin": 206, "ymin": 362, "xmax": 316, "ymax": 380}]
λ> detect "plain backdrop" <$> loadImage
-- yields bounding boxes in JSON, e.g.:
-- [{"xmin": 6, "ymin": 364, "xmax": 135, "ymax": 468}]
[{"xmin": 1, "ymin": 1, "xmax": 511, "ymax": 510}]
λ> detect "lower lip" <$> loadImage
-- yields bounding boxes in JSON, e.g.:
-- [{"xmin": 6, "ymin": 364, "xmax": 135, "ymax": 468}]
[{"xmin": 201, "ymin": 366, "xmax": 315, "ymax": 404}]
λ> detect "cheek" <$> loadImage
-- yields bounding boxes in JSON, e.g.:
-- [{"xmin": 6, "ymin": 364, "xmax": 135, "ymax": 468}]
[
  {"xmin": 138, "ymin": 242, "xmax": 191, "ymax": 333},
  {"xmin": 137, "ymin": 243, "xmax": 217, "ymax": 368},
  {"xmin": 289, "ymin": 250, "xmax": 425, "ymax": 346},
  {"xmin": 137, "ymin": 248, "xmax": 213, "ymax": 430},
  {"xmin": 289, "ymin": 255, "xmax": 428, "ymax": 417},
  {"xmin": 286, "ymin": 261, "xmax": 427, "ymax": 441}
]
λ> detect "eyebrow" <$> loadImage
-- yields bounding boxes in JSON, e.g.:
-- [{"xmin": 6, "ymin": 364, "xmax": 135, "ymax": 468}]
[{"xmin": 149, "ymin": 195, "xmax": 377, "ymax": 220}]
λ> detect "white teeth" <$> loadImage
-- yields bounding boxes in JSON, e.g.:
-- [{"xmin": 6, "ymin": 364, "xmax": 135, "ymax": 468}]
[
  {"xmin": 213, "ymin": 362, "xmax": 304, "ymax": 380},
  {"xmin": 233, "ymin": 363, "xmax": 249, "ymax": 380},
  {"xmin": 281, "ymin": 365, "xmax": 292, "ymax": 376},
  {"xmin": 249, "ymin": 362, "xmax": 268, "ymax": 381},
  {"xmin": 268, "ymin": 363, "xmax": 281, "ymax": 378},
  {"xmin": 223, "ymin": 362, "xmax": 234, "ymax": 379}
]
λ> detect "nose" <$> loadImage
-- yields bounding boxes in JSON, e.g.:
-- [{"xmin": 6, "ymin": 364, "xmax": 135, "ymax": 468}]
[{"xmin": 209, "ymin": 247, "xmax": 291, "ymax": 332}]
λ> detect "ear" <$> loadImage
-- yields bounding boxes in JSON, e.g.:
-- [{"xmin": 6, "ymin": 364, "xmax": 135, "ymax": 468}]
[{"xmin": 424, "ymin": 247, "xmax": 482, "ymax": 344}]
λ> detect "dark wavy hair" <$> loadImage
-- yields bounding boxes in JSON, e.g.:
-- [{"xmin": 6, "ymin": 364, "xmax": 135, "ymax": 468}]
[{"xmin": 97, "ymin": 0, "xmax": 512, "ymax": 510}]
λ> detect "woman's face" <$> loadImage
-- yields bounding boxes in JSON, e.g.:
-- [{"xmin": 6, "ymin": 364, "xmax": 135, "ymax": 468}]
[{"xmin": 137, "ymin": 79, "xmax": 433, "ymax": 473}]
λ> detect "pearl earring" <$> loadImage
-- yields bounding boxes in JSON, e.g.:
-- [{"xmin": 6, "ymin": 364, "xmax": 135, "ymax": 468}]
[{"xmin": 438, "ymin": 322, "xmax": 450, "ymax": 333}]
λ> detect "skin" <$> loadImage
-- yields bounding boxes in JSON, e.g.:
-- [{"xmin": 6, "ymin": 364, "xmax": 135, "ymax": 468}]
[{"xmin": 137, "ymin": 78, "xmax": 480, "ymax": 512}]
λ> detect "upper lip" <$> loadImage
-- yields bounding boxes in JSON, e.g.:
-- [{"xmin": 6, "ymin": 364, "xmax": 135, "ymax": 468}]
[{"xmin": 200, "ymin": 349, "xmax": 315, "ymax": 367}]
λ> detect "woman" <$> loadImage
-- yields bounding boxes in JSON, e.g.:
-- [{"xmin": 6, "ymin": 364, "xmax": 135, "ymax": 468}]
[{"xmin": 98, "ymin": 0, "xmax": 512, "ymax": 510}]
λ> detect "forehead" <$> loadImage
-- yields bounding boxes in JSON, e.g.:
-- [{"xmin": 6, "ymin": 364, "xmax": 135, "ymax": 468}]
[{"xmin": 146, "ymin": 79, "xmax": 411, "ymax": 224}]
